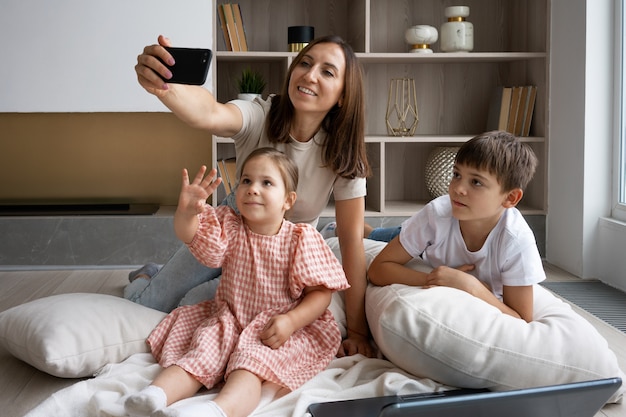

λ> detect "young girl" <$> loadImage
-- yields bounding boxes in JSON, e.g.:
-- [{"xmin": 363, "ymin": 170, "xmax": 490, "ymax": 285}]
[{"xmin": 125, "ymin": 148, "xmax": 349, "ymax": 417}]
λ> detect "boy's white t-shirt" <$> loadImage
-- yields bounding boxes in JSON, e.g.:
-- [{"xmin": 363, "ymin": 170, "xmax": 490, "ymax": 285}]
[
  {"xmin": 399, "ymin": 195, "xmax": 546, "ymax": 300},
  {"xmin": 229, "ymin": 96, "xmax": 366, "ymax": 227}
]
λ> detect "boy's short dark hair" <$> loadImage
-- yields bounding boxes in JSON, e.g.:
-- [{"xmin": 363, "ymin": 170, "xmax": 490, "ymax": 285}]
[{"xmin": 455, "ymin": 130, "xmax": 538, "ymax": 192}]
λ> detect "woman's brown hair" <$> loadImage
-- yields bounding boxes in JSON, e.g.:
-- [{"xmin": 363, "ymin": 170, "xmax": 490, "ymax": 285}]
[{"xmin": 266, "ymin": 35, "xmax": 370, "ymax": 179}]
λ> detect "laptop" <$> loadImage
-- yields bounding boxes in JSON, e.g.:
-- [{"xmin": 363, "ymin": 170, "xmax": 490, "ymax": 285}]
[{"xmin": 307, "ymin": 377, "xmax": 622, "ymax": 417}]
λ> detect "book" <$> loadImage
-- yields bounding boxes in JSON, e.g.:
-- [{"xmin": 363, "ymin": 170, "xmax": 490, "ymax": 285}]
[
  {"xmin": 486, "ymin": 86, "xmax": 513, "ymax": 131},
  {"xmin": 521, "ymin": 85, "xmax": 537, "ymax": 136},
  {"xmin": 513, "ymin": 86, "xmax": 529, "ymax": 136},
  {"xmin": 217, "ymin": 158, "xmax": 237, "ymax": 194},
  {"xmin": 217, "ymin": 4, "xmax": 232, "ymax": 51},
  {"xmin": 231, "ymin": 4, "xmax": 248, "ymax": 52},
  {"xmin": 506, "ymin": 86, "xmax": 524, "ymax": 134},
  {"xmin": 222, "ymin": 3, "xmax": 240, "ymax": 52}
]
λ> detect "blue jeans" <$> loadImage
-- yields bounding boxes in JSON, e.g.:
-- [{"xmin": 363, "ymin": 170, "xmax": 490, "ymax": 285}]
[
  {"xmin": 367, "ymin": 226, "xmax": 401, "ymax": 242},
  {"xmin": 124, "ymin": 195, "xmax": 240, "ymax": 312},
  {"xmin": 123, "ymin": 244, "xmax": 221, "ymax": 313}
]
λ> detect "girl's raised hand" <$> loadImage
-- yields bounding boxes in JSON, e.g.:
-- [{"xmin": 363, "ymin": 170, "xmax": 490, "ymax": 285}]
[{"xmin": 178, "ymin": 166, "xmax": 222, "ymax": 216}]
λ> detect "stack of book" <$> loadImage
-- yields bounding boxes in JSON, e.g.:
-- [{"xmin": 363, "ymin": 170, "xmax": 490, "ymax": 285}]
[
  {"xmin": 217, "ymin": 3, "xmax": 248, "ymax": 52},
  {"xmin": 486, "ymin": 85, "xmax": 537, "ymax": 137}
]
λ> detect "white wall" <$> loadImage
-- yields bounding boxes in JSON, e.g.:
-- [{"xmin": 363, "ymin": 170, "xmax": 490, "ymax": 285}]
[
  {"xmin": 598, "ymin": 217, "xmax": 626, "ymax": 292},
  {"xmin": 0, "ymin": 0, "xmax": 213, "ymax": 112},
  {"xmin": 547, "ymin": 0, "xmax": 588, "ymax": 275},
  {"xmin": 547, "ymin": 0, "xmax": 626, "ymax": 291}
]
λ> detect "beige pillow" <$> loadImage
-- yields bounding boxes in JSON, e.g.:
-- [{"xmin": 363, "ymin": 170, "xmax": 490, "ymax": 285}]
[
  {"xmin": 0, "ymin": 293, "xmax": 166, "ymax": 378},
  {"xmin": 367, "ymin": 283, "xmax": 625, "ymax": 403},
  {"xmin": 324, "ymin": 237, "xmax": 389, "ymax": 338},
  {"xmin": 327, "ymin": 236, "xmax": 624, "ymax": 403}
]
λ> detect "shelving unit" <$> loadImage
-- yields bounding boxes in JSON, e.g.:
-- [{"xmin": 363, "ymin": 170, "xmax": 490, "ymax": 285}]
[{"xmin": 210, "ymin": 0, "xmax": 548, "ymax": 218}]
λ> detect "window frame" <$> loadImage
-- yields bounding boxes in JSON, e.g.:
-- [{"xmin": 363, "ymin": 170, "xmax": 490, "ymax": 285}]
[{"xmin": 613, "ymin": 0, "xmax": 626, "ymax": 222}]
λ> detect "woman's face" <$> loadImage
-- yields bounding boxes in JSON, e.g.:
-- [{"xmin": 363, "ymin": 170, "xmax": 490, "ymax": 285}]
[{"xmin": 288, "ymin": 42, "xmax": 346, "ymax": 117}]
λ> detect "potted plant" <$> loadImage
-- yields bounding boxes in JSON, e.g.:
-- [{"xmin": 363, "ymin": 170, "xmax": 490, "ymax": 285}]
[{"xmin": 236, "ymin": 67, "xmax": 266, "ymax": 100}]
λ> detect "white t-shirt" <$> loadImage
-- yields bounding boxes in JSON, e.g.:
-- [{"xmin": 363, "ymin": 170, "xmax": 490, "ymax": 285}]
[
  {"xmin": 399, "ymin": 195, "xmax": 546, "ymax": 300},
  {"xmin": 230, "ymin": 96, "xmax": 366, "ymax": 227}
]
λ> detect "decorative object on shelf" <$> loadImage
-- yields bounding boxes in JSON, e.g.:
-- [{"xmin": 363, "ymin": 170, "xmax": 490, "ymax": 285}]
[
  {"xmin": 236, "ymin": 67, "xmax": 266, "ymax": 100},
  {"xmin": 404, "ymin": 25, "xmax": 438, "ymax": 53},
  {"xmin": 385, "ymin": 78, "xmax": 419, "ymax": 136},
  {"xmin": 440, "ymin": 6, "xmax": 474, "ymax": 52},
  {"xmin": 424, "ymin": 146, "xmax": 460, "ymax": 198},
  {"xmin": 288, "ymin": 26, "xmax": 314, "ymax": 52}
]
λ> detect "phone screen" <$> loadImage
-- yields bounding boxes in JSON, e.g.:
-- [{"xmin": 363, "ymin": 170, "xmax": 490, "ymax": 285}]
[{"xmin": 161, "ymin": 47, "xmax": 212, "ymax": 85}]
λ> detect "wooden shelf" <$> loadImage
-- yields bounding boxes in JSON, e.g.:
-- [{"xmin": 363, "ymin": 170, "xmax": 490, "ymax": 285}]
[
  {"xmin": 365, "ymin": 135, "xmax": 545, "ymax": 144},
  {"xmin": 215, "ymin": 51, "xmax": 295, "ymax": 61},
  {"xmin": 357, "ymin": 52, "xmax": 547, "ymax": 64},
  {"xmin": 210, "ymin": 0, "xmax": 549, "ymax": 217},
  {"xmin": 215, "ymin": 51, "xmax": 546, "ymax": 63}
]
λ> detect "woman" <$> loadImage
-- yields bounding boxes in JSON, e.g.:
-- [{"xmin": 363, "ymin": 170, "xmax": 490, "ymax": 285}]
[{"xmin": 129, "ymin": 34, "xmax": 374, "ymax": 358}]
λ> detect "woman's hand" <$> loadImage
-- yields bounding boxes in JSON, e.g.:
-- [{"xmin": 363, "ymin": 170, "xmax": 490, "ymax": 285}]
[
  {"xmin": 135, "ymin": 35, "xmax": 243, "ymax": 135},
  {"xmin": 135, "ymin": 35, "xmax": 174, "ymax": 96},
  {"xmin": 337, "ymin": 332, "xmax": 376, "ymax": 358}
]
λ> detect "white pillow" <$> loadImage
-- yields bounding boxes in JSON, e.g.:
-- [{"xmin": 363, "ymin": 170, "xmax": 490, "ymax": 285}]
[
  {"xmin": 324, "ymin": 237, "xmax": 389, "ymax": 338},
  {"xmin": 0, "ymin": 293, "xmax": 166, "ymax": 378},
  {"xmin": 367, "ymin": 283, "xmax": 625, "ymax": 403},
  {"xmin": 324, "ymin": 236, "xmax": 388, "ymax": 267}
]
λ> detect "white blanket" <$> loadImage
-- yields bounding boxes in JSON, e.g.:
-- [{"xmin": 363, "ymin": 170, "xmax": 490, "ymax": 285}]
[{"xmin": 25, "ymin": 353, "xmax": 450, "ymax": 417}]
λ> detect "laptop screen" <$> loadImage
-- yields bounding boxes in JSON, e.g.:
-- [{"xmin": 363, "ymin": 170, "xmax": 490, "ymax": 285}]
[
  {"xmin": 307, "ymin": 378, "xmax": 622, "ymax": 417},
  {"xmin": 378, "ymin": 378, "xmax": 622, "ymax": 417}
]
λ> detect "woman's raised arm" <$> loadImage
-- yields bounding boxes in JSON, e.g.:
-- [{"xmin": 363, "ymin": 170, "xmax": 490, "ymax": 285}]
[{"xmin": 135, "ymin": 35, "xmax": 242, "ymax": 137}]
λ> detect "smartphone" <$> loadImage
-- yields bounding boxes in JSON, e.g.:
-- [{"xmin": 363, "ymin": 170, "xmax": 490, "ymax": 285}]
[{"xmin": 160, "ymin": 47, "xmax": 212, "ymax": 85}]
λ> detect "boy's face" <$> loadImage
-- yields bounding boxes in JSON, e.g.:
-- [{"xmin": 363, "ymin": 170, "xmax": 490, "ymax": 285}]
[{"xmin": 448, "ymin": 163, "xmax": 513, "ymax": 223}]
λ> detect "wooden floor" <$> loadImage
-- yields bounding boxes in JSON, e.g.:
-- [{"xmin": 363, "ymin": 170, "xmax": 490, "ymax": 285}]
[{"xmin": 0, "ymin": 264, "xmax": 624, "ymax": 417}]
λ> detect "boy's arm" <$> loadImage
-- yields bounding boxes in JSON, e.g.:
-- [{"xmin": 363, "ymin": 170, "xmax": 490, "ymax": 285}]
[
  {"xmin": 260, "ymin": 285, "xmax": 332, "ymax": 349},
  {"xmin": 469, "ymin": 284, "xmax": 533, "ymax": 322},
  {"xmin": 368, "ymin": 237, "xmax": 430, "ymax": 286},
  {"xmin": 425, "ymin": 268, "xmax": 533, "ymax": 322},
  {"xmin": 503, "ymin": 285, "xmax": 534, "ymax": 322}
]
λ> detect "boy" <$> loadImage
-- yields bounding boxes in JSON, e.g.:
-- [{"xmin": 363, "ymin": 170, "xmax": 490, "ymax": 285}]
[{"xmin": 368, "ymin": 131, "xmax": 545, "ymax": 322}]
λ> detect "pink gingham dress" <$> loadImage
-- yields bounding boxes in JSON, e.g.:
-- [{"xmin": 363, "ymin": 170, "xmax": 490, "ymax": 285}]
[{"xmin": 147, "ymin": 205, "xmax": 349, "ymax": 391}]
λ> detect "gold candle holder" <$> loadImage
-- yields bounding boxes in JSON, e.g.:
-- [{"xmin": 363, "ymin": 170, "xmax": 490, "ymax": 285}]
[{"xmin": 385, "ymin": 78, "xmax": 419, "ymax": 136}]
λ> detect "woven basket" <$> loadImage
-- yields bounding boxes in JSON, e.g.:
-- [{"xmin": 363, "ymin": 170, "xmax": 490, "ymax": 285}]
[{"xmin": 424, "ymin": 146, "xmax": 459, "ymax": 198}]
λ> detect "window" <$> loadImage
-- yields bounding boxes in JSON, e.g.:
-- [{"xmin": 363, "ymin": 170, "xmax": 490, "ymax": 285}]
[{"xmin": 614, "ymin": 0, "xmax": 626, "ymax": 222}]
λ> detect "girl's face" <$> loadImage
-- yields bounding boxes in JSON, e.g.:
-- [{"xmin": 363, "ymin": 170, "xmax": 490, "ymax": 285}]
[
  {"xmin": 235, "ymin": 156, "xmax": 296, "ymax": 235},
  {"xmin": 288, "ymin": 42, "xmax": 346, "ymax": 117}
]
